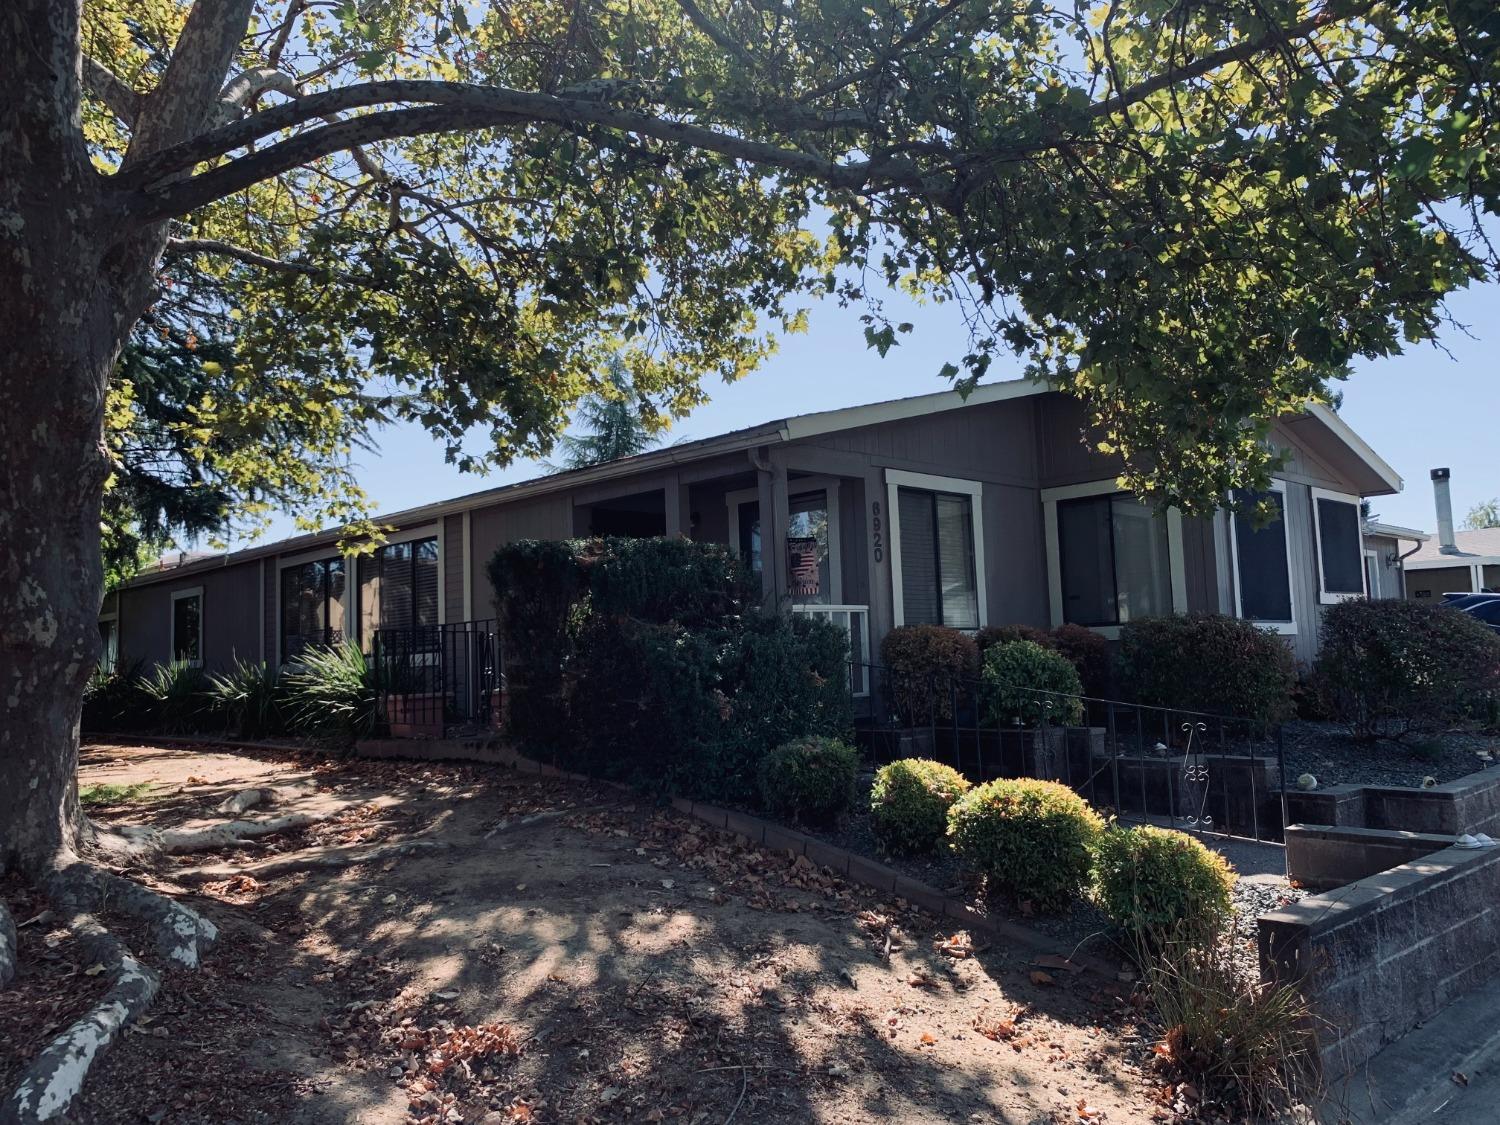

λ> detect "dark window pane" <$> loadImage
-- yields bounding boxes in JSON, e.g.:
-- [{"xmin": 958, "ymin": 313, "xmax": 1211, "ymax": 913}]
[
  {"xmin": 1316, "ymin": 498, "xmax": 1364, "ymax": 594},
  {"xmin": 326, "ymin": 559, "xmax": 346, "ymax": 644},
  {"xmin": 737, "ymin": 500, "xmax": 762, "ymax": 576},
  {"xmin": 1058, "ymin": 496, "xmax": 1116, "ymax": 625},
  {"xmin": 379, "ymin": 541, "xmax": 415, "ymax": 630},
  {"xmin": 414, "ymin": 538, "xmax": 439, "ymax": 627},
  {"xmin": 898, "ymin": 488, "xmax": 940, "ymax": 625},
  {"xmin": 1234, "ymin": 490, "xmax": 1293, "ymax": 621},
  {"xmin": 935, "ymin": 494, "xmax": 978, "ymax": 629},
  {"xmin": 172, "ymin": 595, "xmax": 200, "ymax": 663}
]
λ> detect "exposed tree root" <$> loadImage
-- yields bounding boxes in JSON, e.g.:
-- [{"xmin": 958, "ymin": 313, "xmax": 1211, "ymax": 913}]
[
  {"xmin": 3, "ymin": 909, "xmax": 160, "ymax": 1125},
  {"xmin": 0, "ymin": 899, "xmax": 15, "ymax": 988},
  {"xmin": 45, "ymin": 861, "xmax": 217, "ymax": 969},
  {"xmin": 176, "ymin": 837, "xmax": 452, "ymax": 883},
  {"xmin": 215, "ymin": 786, "xmax": 278, "ymax": 816},
  {"xmin": 95, "ymin": 810, "xmax": 328, "ymax": 861}
]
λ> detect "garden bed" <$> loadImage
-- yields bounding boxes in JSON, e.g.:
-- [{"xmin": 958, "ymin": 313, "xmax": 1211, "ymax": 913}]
[{"xmin": 1282, "ymin": 721, "xmax": 1499, "ymax": 789}]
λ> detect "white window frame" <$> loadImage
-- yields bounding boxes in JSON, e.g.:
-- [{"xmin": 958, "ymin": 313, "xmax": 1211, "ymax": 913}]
[
  {"xmin": 276, "ymin": 547, "xmax": 355, "ymax": 665},
  {"xmin": 1228, "ymin": 479, "xmax": 1298, "ymax": 636},
  {"xmin": 726, "ymin": 478, "xmax": 843, "ymax": 604},
  {"xmin": 1363, "ymin": 549, "xmax": 1382, "ymax": 599},
  {"xmin": 885, "ymin": 469, "xmax": 987, "ymax": 630},
  {"xmin": 169, "ymin": 586, "xmax": 204, "ymax": 668},
  {"xmin": 1310, "ymin": 487, "xmax": 1365, "ymax": 604},
  {"xmin": 1041, "ymin": 480, "xmax": 1187, "ymax": 640}
]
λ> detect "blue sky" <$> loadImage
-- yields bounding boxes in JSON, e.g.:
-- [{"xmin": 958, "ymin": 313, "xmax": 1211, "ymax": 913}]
[{"xmin": 245, "ymin": 277, "xmax": 1497, "ymax": 545}]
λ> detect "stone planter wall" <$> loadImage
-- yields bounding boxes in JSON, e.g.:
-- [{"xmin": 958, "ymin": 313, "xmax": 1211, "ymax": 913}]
[
  {"xmin": 1283, "ymin": 766, "xmax": 1500, "ymax": 838},
  {"xmin": 1283, "ymin": 824, "xmax": 1454, "ymax": 891}
]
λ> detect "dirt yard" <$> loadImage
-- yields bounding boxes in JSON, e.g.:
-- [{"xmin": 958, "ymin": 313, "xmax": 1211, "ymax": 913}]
[{"xmin": 2, "ymin": 741, "xmax": 1174, "ymax": 1124}]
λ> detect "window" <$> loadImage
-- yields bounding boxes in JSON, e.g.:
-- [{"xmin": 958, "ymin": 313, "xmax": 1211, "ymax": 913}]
[
  {"xmin": 1311, "ymin": 488, "xmax": 1364, "ymax": 603},
  {"xmin": 370, "ymin": 536, "xmax": 439, "ymax": 632},
  {"xmin": 727, "ymin": 481, "xmax": 841, "ymax": 603},
  {"xmin": 170, "ymin": 588, "xmax": 202, "ymax": 666},
  {"xmin": 1055, "ymin": 493, "xmax": 1173, "ymax": 627},
  {"xmin": 1363, "ymin": 550, "xmax": 1381, "ymax": 600},
  {"xmin": 887, "ymin": 471, "xmax": 984, "ymax": 629},
  {"xmin": 280, "ymin": 556, "xmax": 346, "ymax": 661},
  {"xmin": 97, "ymin": 617, "xmax": 118, "ymax": 674},
  {"xmin": 1230, "ymin": 485, "xmax": 1295, "ymax": 631}
]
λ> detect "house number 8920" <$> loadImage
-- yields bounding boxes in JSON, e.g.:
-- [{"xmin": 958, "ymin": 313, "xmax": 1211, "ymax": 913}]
[{"xmin": 872, "ymin": 500, "xmax": 884, "ymax": 564}]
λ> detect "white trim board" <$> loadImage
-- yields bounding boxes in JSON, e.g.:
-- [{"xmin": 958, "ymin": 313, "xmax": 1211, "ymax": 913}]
[
  {"xmin": 1310, "ymin": 486, "xmax": 1366, "ymax": 604},
  {"xmin": 884, "ymin": 469, "xmax": 988, "ymax": 629},
  {"xmin": 1227, "ymin": 479, "xmax": 1298, "ymax": 636},
  {"xmin": 1040, "ymin": 479, "xmax": 1187, "ymax": 637}
]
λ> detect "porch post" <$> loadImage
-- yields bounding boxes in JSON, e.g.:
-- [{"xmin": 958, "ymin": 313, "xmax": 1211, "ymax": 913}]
[
  {"xmin": 663, "ymin": 473, "xmax": 691, "ymax": 539},
  {"xmin": 753, "ymin": 448, "xmax": 788, "ymax": 610}
]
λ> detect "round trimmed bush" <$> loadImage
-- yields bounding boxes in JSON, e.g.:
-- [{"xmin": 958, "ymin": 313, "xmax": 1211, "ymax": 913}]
[
  {"xmin": 869, "ymin": 758, "xmax": 972, "ymax": 855},
  {"xmin": 757, "ymin": 736, "xmax": 859, "ymax": 823},
  {"xmin": 1093, "ymin": 825, "xmax": 1237, "ymax": 946},
  {"xmin": 880, "ymin": 624, "xmax": 978, "ymax": 726},
  {"xmin": 980, "ymin": 640, "xmax": 1085, "ymax": 727},
  {"xmin": 1117, "ymin": 614, "xmax": 1296, "ymax": 726},
  {"xmin": 975, "ymin": 624, "xmax": 1053, "ymax": 656},
  {"xmin": 946, "ymin": 778, "xmax": 1104, "ymax": 910}
]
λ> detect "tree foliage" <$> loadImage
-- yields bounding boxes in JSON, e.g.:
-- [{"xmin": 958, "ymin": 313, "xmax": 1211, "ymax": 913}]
[
  {"xmin": 545, "ymin": 357, "xmax": 663, "ymax": 471},
  {"xmin": 71, "ymin": 0, "xmax": 1500, "ymax": 521},
  {"xmin": 1466, "ymin": 498, "xmax": 1500, "ymax": 530}
]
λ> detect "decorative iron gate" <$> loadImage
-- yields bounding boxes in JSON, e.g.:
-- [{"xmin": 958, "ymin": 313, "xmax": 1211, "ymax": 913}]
[{"xmin": 373, "ymin": 620, "xmax": 501, "ymax": 737}]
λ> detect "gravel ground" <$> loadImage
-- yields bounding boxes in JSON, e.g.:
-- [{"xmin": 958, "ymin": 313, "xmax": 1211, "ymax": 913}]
[{"xmin": 1282, "ymin": 720, "xmax": 1500, "ymax": 789}]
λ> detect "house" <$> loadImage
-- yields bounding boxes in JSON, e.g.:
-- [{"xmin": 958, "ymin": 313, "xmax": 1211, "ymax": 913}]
[
  {"xmin": 101, "ymin": 381, "xmax": 1403, "ymax": 705},
  {"xmin": 1398, "ymin": 468, "xmax": 1499, "ymax": 600},
  {"xmin": 1361, "ymin": 521, "xmax": 1430, "ymax": 599}
]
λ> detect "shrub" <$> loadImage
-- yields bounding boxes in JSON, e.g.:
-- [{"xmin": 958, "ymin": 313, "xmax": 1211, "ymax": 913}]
[
  {"xmin": 207, "ymin": 657, "xmax": 284, "ymax": 738},
  {"xmin": 869, "ymin": 758, "xmax": 971, "ymax": 855},
  {"xmin": 281, "ymin": 642, "xmax": 377, "ymax": 744},
  {"xmin": 1093, "ymin": 825, "xmax": 1236, "ymax": 946},
  {"xmin": 975, "ymin": 624, "xmax": 1053, "ymax": 655},
  {"xmin": 1118, "ymin": 614, "xmax": 1296, "ymax": 726},
  {"xmin": 138, "ymin": 661, "xmax": 213, "ymax": 733},
  {"xmin": 980, "ymin": 640, "xmax": 1084, "ymax": 727},
  {"xmin": 880, "ymin": 625, "xmax": 978, "ymax": 726},
  {"xmin": 81, "ymin": 661, "xmax": 151, "ymax": 732},
  {"xmin": 757, "ymin": 736, "xmax": 858, "ymax": 823},
  {"xmin": 947, "ymin": 778, "xmax": 1104, "ymax": 910},
  {"xmin": 1049, "ymin": 622, "xmax": 1113, "ymax": 698},
  {"xmin": 588, "ymin": 536, "xmax": 754, "ymax": 626},
  {"xmin": 1312, "ymin": 598, "xmax": 1500, "ymax": 740}
]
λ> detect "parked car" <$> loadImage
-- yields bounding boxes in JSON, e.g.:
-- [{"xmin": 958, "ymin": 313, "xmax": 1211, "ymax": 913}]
[
  {"xmin": 1443, "ymin": 592, "xmax": 1499, "ymax": 608},
  {"xmin": 1456, "ymin": 594, "xmax": 1500, "ymax": 634}
]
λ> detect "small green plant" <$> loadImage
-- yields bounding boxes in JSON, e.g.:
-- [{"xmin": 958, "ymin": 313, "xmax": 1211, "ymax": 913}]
[
  {"xmin": 1049, "ymin": 622, "xmax": 1113, "ymax": 698},
  {"xmin": 975, "ymin": 623, "xmax": 1053, "ymax": 655},
  {"xmin": 980, "ymin": 640, "xmax": 1084, "ymax": 727},
  {"xmin": 869, "ymin": 758, "xmax": 971, "ymax": 856},
  {"xmin": 757, "ymin": 736, "xmax": 859, "ymax": 824},
  {"xmin": 281, "ymin": 642, "xmax": 378, "ymax": 744},
  {"xmin": 78, "ymin": 781, "xmax": 157, "ymax": 807},
  {"xmin": 1143, "ymin": 930, "xmax": 1321, "ymax": 1116},
  {"xmin": 138, "ymin": 661, "xmax": 212, "ymax": 733},
  {"xmin": 880, "ymin": 625, "xmax": 978, "ymax": 726},
  {"xmin": 207, "ymin": 657, "xmax": 284, "ymax": 738},
  {"xmin": 946, "ymin": 778, "xmax": 1104, "ymax": 910},
  {"xmin": 1093, "ymin": 825, "xmax": 1236, "ymax": 947}
]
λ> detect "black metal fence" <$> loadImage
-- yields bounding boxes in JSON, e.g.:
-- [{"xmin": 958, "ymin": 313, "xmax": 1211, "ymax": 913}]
[
  {"xmin": 373, "ymin": 620, "xmax": 501, "ymax": 736},
  {"xmin": 854, "ymin": 662, "xmax": 1287, "ymax": 843}
]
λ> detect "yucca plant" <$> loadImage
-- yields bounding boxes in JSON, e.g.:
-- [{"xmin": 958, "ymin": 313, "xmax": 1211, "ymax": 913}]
[
  {"xmin": 281, "ymin": 642, "xmax": 378, "ymax": 744},
  {"xmin": 207, "ymin": 657, "xmax": 284, "ymax": 739},
  {"xmin": 81, "ymin": 660, "xmax": 151, "ymax": 732},
  {"xmin": 138, "ymin": 661, "xmax": 213, "ymax": 733}
]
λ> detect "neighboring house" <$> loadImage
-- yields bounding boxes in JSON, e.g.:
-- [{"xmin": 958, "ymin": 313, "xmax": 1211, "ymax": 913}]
[
  {"xmin": 1361, "ymin": 521, "xmax": 1430, "ymax": 600},
  {"xmin": 102, "ymin": 381, "xmax": 1403, "ymax": 698},
  {"xmin": 1403, "ymin": 527, "xmax": 1500, "ymax": 600}
]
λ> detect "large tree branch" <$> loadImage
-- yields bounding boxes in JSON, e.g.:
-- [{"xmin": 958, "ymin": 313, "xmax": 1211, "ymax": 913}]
[
  {"xmin": 120, "ymin": 88, "xmax": 943, "ymax": 224},
  {"xmin": 164, "ymin": 236, "xmax": 367, "ymax": 285},
  {"xmin": 82, "ymin": 56, "xmax": 144, "ymax": 126}
]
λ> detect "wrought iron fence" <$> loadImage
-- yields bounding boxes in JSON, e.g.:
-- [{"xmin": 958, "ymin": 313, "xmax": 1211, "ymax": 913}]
[
  {"xmin": 853, "ymin": 661, "xmax": 1287, "ymax": 843},
  {"xmin": 373, "ymin": 620, "xmax": 501, "ymax": 736}
]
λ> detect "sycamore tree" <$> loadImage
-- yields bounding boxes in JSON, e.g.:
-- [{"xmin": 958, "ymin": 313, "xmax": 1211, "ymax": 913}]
[{"xmin": 0, "ymin": 0, "xmax": 1496, "ymax": 1113}]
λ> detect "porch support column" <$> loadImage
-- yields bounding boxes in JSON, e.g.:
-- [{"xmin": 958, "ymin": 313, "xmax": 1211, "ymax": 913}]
[
  {"xmin": 864, "ymin": 466, "xmax": 894, "ymax": 701},
  {"xmin": 664, "ymin": 474, "xmax": 691, "ymax": 539},
  {"xmin": 753, "ymin": 447, "xmax": 788, "ymax": 610}
]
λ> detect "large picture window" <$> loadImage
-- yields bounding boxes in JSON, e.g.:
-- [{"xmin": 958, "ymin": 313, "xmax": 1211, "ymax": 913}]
[
  {"xmin": 1230, "ymin": 485, "xmax": 1295, "ymax": 630},
  {"xmin": 170, "ymin": 588, "xmax": 202, "ymax": 666},
  {"xmin": 280, "ymin": 556, "xmax": 346, "ymax": 660},
  {"xmin": 889, "ymin": 474, "xmax": 982, "ymax": 629},
  {"xmin": 372, "ymin": 536, "xmax": 439, "ymax": 632},
  {"xmin": 1055, "ymin": 493, "xmax": 1173, "ymax": 627},
  {"xmin": 1312, "ymin": 488, "xmax": 1365, "ymax": 602}
]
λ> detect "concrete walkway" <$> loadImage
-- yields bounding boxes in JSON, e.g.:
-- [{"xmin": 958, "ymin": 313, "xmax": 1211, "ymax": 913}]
[{"xmin": 1324, "ymin": 971, "xmax": 1500, "ymax": 1124}]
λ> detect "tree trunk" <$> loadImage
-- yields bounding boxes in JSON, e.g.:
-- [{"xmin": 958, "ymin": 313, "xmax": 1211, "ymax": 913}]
[{"xmin": 0, "ymin": 0, "xmax": 133, "ymax": 874}]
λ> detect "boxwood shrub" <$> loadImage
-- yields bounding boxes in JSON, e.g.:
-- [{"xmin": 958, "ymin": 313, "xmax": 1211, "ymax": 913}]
[
  {"xmin": 1117, "ymin": 614, "xmax": 1296, "ymax": 726},
  {"xmin": 757, "ymin": 736, "xmax": 859, "ymax": 824},
  {"xmin": 1312, "ymin": 598, "xmax": 1500, "ymax": 740},
  {"xmin": 880, "ymin": 624, "xmax": 978, "ymax": 726},
  {"xmin": 1093, "ymin": 824, "xmax": 1237, "ymax": 947},
  {"xmin": 869, "ymin": 758, "xmax": 971, "ymax": 855},
  {"xmin": 980, "ymin": 640, "xmax": 1084, "ymax": 727},
  {"xmin": 1050, "ymin": 622, "xmax": 1113, "ymax": 698},
  {"xmin": 947, "ymin": 778, "xmax": 1104, "ymax": 910}
]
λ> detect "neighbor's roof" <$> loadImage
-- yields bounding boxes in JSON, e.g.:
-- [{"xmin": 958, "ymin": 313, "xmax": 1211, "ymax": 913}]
[
  {"xmin": 1404, "ymin": 526, "xmax": 1500, "ymax": 570},
  {"xmin": 1364, "ymin": 521, "xmax": 1430, "ymax": 542},
  {"xmin": 123, "ymin": 378, "xmax": 1402, "ymax": 587}
]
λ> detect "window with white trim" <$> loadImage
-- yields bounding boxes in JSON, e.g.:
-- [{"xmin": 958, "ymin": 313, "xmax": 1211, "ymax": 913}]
[
  {"xmin": 170, "ymin": 588, "xmax": 203, "ymax": 666},
  {"xmin": 1311, "ymin": 488, "xmax": 1365, "ymax": 602},
  {"xmin": 894, "ymin": 486, "xmax": 980, "ymax": 629},
  {"xmin": 1230, "ymin": 485, "xmax": 1295, "ymax": 631},
  {"xmin": 1056, "ymin": 493, "xmax": 1172, "ymax": 626},
  {"xmin": 373, "ymin": 536, "xmax": 439, "ymax": 631},
  {"xmin": 280, "ymin": 556, "xmax": 346, "ymax": 660}
]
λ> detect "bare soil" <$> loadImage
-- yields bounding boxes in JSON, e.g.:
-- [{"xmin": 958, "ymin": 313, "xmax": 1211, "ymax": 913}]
[{"xmin": 2, "ymin": 741, "xmax": 1178, "ymax": 1124}]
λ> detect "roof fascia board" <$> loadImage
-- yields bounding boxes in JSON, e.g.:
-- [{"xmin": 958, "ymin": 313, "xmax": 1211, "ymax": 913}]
[
  {"xmin": 1303, "ymin": 402, "xmax": 1403, "ymax": 494},
  {"xmin": 781, "ymin": 378, "xmax": 1049, "ymax": 441}
]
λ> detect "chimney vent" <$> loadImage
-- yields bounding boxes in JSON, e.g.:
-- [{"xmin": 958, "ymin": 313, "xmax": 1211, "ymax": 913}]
[{"xmin": 1432, "ymin": 468, "xmax": 1459, "ymax": 555}]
